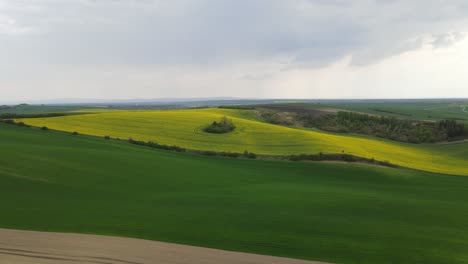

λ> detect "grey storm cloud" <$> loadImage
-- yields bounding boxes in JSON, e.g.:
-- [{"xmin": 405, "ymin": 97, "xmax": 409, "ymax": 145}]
[{"xmin": 1, "ymin": 0, "xmax": 468, "ymax": 68}]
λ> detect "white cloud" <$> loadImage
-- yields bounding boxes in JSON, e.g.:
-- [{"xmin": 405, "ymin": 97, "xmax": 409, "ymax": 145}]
[{"xmin": 0, "ymin": 14, "xmax": 31, "ymax": 35}]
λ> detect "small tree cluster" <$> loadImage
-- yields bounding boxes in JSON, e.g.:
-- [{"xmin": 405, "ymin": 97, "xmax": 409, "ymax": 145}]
[
  {"xmin": 438, "ymin": 120, "xmax": 467, "ymax": 141},
  {"xmin": 204, "ymin": 116, "xmax": 236, "ymax": 134}
]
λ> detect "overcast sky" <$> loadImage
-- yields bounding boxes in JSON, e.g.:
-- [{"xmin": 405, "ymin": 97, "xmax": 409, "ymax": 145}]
[{"xmin": 1, "ymin": 0, "xmax": 468, "ymax": 102}]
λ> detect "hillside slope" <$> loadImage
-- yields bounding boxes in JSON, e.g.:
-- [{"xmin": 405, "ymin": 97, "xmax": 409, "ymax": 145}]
[
  {"xmin": 2, "ymin": 124, "xmax": 468, "ymax": 263},
  {"xmin": 19, "ymin": 108, "xmax": 468, "ymax": 175}
]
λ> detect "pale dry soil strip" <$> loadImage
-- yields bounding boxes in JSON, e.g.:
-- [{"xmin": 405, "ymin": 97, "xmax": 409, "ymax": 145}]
[{"xmin": 0, "ymin": 229, "xmax": 330, "ymax": 264}]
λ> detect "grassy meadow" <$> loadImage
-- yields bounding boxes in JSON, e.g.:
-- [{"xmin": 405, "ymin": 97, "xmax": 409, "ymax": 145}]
[
  {"xmin": 19, "ymin": 108, "xmax": 468, "ymax": 175},
  {"xmin": 292, "ymin": 101, "xmax": 468, "ymax": 122},
  {"xmin": 1, "ymin": 123, "xmax": 468, "ymax": 263}
]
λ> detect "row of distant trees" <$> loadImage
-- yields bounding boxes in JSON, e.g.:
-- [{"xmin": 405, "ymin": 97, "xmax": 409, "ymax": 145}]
[
  {"xmin": 260, "ymin": 110, "xmax": 467, "ymax": 143},
  {"xmin": 127, "ymin": 137, "xmax": 257, "ymax": 158}
]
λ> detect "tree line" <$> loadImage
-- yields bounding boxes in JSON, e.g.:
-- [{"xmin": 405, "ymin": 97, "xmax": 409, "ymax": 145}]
[
  {"xmin": 261, "ymin": 110, "xmax": 467, "ymax": 143},
  {"xmin": 0, "ymin": 113, "xmax": 70, "ymax": 119},
  {"xmin": 315, "ymin": 112, "xmax": 467, "ymax": 143},
  {"xmin": 288, "ymin": 153, "xmax": 397, "ymax": 168}
]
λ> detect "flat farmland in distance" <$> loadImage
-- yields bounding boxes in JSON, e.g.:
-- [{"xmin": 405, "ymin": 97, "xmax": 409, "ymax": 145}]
[
  {"xmin": 0, "ymin": 104, "xmax": 94, "ymax": 114},
  {"xmin": 288, "ymin": 101, "xmax": 468, "ymax": 122}
]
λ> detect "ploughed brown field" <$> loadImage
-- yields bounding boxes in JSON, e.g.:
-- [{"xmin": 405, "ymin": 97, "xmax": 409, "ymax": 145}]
[{"xmin": 0, "ymin": 229, "xmax": 329, "ymax": 264}]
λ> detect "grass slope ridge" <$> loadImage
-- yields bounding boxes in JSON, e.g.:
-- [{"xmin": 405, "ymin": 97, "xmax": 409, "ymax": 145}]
[
  {"xmin": 1, "ymin": 124, "xmax": 468, "ymax": 263},
  {"xmin": 19, "ymin": 108, "xmax": 468, "ymax": 175},
  {"xmin": 292, "ymin": 101, "xmax": 468, "ymax": 122}
]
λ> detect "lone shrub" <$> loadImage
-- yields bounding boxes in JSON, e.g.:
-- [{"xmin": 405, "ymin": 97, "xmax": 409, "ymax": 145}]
[{"xmin": 243, "ymin": 150, "xmax": 257, "ymax": 159}]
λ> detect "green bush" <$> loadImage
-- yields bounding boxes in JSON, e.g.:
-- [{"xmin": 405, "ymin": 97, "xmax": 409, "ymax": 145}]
[
  {"xmin": 204, "ymin": 116, "xmax": 236, "ymax": 134},
  {"xmin": 243, "ymin": 150, "xmax": 257, "ymax": 159}
]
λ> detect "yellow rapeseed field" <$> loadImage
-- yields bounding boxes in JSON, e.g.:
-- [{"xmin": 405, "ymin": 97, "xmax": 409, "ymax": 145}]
[{"xmin": 20, "ymin": 108, "xmax": 468, "ymax": 175}]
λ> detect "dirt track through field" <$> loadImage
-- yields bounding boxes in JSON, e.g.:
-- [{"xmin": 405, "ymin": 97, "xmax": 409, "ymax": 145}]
[{"xmin": 0, "ymin": 229, "xmax": 330, "ymax": 264}]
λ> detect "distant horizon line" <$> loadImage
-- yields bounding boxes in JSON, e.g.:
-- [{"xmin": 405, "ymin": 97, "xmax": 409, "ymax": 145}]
[{"xmin": 2, "ymin": 97, "xmax": 468, "ymax": 106}]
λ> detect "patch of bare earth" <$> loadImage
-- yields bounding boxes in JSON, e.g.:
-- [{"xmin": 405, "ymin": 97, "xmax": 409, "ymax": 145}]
[{"xmin": 0, "ymin": 229, "xmax": 330, "ymax": 264}]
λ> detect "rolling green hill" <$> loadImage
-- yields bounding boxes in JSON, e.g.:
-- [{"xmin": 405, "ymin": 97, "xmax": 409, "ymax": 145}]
[
  {"xmin": 1, "ymin": 123, "xmax": 468, "ymax": 263},
  {"xmin": 19, "ymin": 108, "xmax": 468, "ymax": 175}
]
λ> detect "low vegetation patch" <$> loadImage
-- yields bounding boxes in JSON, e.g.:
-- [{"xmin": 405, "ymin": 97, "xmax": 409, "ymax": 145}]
[
  {"xmin": 204, "ymin": 116, "xmax": 236, "ymax": 134},
  {"xmin": 128, "ymin": 138, "xmax": 186, "ymax": 152},
  {"xmin": 287, "ymin": 153, "xmax": 397, "ymax": 168}
]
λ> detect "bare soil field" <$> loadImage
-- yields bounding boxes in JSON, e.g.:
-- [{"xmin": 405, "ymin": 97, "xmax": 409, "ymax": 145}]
[{"xmin": 0, "ymin": 229, "xmax": 329, "ymax": 264}]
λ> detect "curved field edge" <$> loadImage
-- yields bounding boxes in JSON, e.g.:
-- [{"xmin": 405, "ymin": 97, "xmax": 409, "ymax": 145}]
[
  {"xmin": 0, "ymin": 229, "xmax": 328, "ymax": 264},
  {"xmin": 18, "ymin": 108, "xmax": 468, "ymax": 176},
  {"xmin": 2, "ymin": 123, "xmax": 468, "ymax": 263}
]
